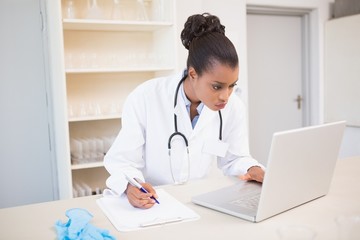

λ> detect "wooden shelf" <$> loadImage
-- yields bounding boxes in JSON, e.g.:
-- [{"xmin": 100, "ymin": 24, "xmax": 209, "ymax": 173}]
[
  {"xmin": 61, "ymin": 0, "xmax": 176, "ymax": 198},
  {"xmin": 63, "ymin": 19, "xmax": 173, "ymax": 32},
  {"xmin": 65, "ymin": 66, "xmax": 174, "ymax": 74},
  {"xmin": 71, "ymin": 161, "xmax": 104, "ymax": 170},
  {"xmin": 68, "ymin": 114, "xmax": 121, "ymax": 122}
]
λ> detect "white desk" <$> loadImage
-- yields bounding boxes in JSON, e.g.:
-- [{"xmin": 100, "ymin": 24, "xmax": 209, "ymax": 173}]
[{"xmin": 0, "ymin": 157, "xmax": 359, "ymax": 240}]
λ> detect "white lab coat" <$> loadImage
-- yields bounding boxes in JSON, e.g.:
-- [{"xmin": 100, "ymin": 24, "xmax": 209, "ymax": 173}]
[{"xmin": 104, "ymin": 71, "xmax": 263, "ymax": 195}]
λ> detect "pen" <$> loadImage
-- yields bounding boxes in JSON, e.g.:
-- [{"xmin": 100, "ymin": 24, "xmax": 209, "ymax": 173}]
[{"xmin": 125, "ymin": 174, "xmax": 160, "ymax": 204}]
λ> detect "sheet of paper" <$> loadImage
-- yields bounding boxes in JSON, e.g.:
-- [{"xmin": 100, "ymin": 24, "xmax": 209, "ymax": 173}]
[{"xmin": 96, "ymin": 188, "xmax": 200, "ymax": 232}]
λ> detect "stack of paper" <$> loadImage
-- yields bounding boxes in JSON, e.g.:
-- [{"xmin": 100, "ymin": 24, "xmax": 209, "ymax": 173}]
[{"xmin": 96, "ymin": 189, "xmax": 200, "ymax": 232}]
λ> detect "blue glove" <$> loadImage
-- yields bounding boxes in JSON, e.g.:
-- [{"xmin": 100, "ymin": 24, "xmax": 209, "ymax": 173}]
[{"xmin": 55, "ymin": 208, "xmax": 116, "ymax": 240}]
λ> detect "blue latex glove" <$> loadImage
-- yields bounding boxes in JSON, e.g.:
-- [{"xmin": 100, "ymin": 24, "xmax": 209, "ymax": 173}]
[{"xmin": 55, "ymin": 208, "xmax": 116, "ymax": 240}]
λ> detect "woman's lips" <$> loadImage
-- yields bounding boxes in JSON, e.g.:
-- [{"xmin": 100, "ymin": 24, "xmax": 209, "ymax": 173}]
[{"xmin": 215, "ymin": 102, "xmax": 227, "ymax": 109}]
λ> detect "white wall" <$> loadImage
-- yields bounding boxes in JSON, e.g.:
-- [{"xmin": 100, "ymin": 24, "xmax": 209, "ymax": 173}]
[
  {"xmin": 324, "ymin": 14, "xmax": 360, "ymax": 158},
  {"xmin": 339, "ymin": 127, "xmax": 360, "ymax": 158}
]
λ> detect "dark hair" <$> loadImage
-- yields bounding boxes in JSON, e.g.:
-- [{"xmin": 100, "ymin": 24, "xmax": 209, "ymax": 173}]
[{"xmin": 180, "ymin": 13, "xmax": 239, "ymax": 76}]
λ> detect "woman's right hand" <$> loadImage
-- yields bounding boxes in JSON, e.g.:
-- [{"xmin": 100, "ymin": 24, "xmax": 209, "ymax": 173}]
[{"xmin": 125, "ymin": 182, "xmax": 158, "ymax": 209}]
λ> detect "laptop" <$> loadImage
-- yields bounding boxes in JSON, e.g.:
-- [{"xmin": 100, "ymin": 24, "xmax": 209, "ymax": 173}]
[{"xmin": 192, "ymin": 121, "xmax": 346, "ymax": 222}]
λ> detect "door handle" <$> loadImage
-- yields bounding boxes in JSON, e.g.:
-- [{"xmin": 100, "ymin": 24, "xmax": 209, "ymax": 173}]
[{"xmin": 294, "ymin": 95, "xmax": 303, "ymax": 110}]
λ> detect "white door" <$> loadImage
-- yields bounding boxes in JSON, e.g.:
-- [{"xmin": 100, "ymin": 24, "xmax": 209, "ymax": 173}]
[{"xmin": 247, "ymin": 13, "xmax": 305, "ymax": 165}]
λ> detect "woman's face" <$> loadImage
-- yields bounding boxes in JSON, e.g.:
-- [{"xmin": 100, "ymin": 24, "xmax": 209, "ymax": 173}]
[{"xmin": 188, "ymin": 63, "xmax": 239, "ymax": 111}]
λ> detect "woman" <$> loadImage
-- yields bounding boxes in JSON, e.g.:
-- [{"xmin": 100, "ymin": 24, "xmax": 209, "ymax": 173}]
[{"xmin": 104, "ymin": 13, "xmax": 265, "ymax": 209}]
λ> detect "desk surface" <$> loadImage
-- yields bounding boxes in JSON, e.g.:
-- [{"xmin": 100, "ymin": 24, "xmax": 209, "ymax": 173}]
[{"xmin": 1, "ymin": 157, "xmax": 359, "ymax": 240}]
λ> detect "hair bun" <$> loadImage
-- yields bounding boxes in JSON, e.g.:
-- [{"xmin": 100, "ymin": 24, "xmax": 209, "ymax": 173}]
[{"xmin": 181, "ymin": 13, "xmax": 225, "ymax": 50}]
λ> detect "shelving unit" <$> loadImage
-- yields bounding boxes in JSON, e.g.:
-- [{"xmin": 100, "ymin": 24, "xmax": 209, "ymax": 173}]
[
  {"xmin": 63, "ymin": 18, "xmax": 173, "ymax": 31},
  {"xmin": 61, "ymin": 0, "xmax": 176, "ymax": 197}
]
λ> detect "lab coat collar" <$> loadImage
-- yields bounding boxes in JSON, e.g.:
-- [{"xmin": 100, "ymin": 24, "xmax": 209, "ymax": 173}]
[
  {"xmin": 190, "ymin": 106, "xmax": 218, "ymax": 139},
  {"xmin": 167, "ymin": 71, "xmax": 186, "ymax": 102},
  {"xmin": 174, "ymin": 92, "xmax": 193, "ymax": 136},
  {"xmin": 174, "ymin": 99, "xmax": 218, "ymax": 140}
]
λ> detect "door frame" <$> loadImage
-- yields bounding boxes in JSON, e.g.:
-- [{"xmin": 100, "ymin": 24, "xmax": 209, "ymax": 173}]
[
  {"xmin": 40, "ymin": 0, "xmax": 60, "ymax": 200},
  {"xmin": 246, "ymin": 5, "xmax": 316, "ymax": 126}
]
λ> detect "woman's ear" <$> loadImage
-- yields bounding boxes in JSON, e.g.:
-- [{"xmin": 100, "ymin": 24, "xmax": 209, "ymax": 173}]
[{"xmin": 188, "ymin": 67, "xmax": 198, "ymax": 81}]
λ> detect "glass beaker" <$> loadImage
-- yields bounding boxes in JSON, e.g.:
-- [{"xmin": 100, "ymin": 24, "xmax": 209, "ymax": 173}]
[
  {"xmin": 64, "ymin": 0, "xmax": 77, "ymax": 18},
  {"xmin": 112, "ymin": 0, "xmax": 124, "ymax": 20},
  {"xmin": 151, "ymin": 0, "xmax": 164, "ymax": 21},
  {"xmin": 85, "ymin": 0, "xmax": 103, "ymax": 19},
  {"xmin": 135, "ymin": 0, "xmax": 148, "ymax": 21}
]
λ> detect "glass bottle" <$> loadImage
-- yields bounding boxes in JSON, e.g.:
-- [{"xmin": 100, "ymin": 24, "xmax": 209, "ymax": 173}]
[
  {"xmin": 111, "ymin": 0, "xmax": 123, "ymax": 20},
  {"xmin": 135, "ymin": 0, "xmax": 148, "ymax": 21},
  {"xmin": 86, "ymin": 0, "xmax": 103, "ymax": 19},
  {"xmin": 152, "ymin": 0, "xmax": 164, "ymax": 21},
  {"xmin": 64, "ymin": 0, "xmax": 77, "ymax": 19}
]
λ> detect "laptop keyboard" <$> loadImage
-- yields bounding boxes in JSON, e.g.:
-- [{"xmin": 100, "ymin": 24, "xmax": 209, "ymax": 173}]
[{"xmin": 230, "ymin": 192, "xmax": 260, "ymax": 210}]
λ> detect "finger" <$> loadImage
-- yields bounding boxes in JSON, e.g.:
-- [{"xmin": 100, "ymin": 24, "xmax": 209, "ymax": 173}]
[
  {"xmin": 137, "ymin": 198, "xmax": 156, "ymax": 208},
  {"xmin": 130, "ymin": 190, "xmax": 153, "ymax": 202},
  {"xmin": 239, "ymin": 173, "xmax": 251, "ymax": 181},
  {"xmin": 141, "ymin": 183, "xmax": 159, "ymax": 199},
  {"xmin": 128, "ymin": 193, "xmax": 156, "ymax": 208},
  {"xmin": 129, "ymin": 186, "xmax": 152, "ymax": 199},
  {"xmin": 140, "ymin": 200, "xmax": 156, "ymax": 209},
  {"xmin": 126, "ymin": 183, "xmax": 158, "ymax": 208}
]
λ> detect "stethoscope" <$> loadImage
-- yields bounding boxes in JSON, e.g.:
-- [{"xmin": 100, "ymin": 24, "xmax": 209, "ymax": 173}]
[{"xmin": 167, "ymin": 72, "xmax": 223, "ymax": 184}]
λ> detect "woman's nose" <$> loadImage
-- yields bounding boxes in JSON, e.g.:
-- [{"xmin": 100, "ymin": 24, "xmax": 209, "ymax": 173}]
[{"xmin": 219, "ymin": 88, "xmax": 232, "ymax": 102}]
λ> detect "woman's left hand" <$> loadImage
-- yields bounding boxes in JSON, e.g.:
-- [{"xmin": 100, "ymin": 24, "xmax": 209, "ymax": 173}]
[{"xmin": 239, "ymin": 166, "xmax": 265, "ymax": 183}]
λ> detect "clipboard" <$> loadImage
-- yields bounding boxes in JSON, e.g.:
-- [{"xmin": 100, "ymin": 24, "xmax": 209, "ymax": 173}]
[{"xmin": 96, "ymin": 189, "xmax": 200, "ymax": 232}]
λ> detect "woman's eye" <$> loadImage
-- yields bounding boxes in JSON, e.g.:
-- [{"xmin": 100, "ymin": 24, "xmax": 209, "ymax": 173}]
[{"xmin": 212, "ymin": 85, "xmax": 221, "ymax": 90}]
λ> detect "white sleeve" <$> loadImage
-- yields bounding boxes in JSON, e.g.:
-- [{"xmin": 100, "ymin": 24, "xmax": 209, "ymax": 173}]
[{"xmin": 103, "ymin": 89, "xmax": 147, "ymax": 195}]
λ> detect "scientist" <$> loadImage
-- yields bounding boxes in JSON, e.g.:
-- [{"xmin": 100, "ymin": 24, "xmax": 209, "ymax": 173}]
[{"xmin": 104, "ymin": 13, "xmax": 265, "ymax": 209}]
